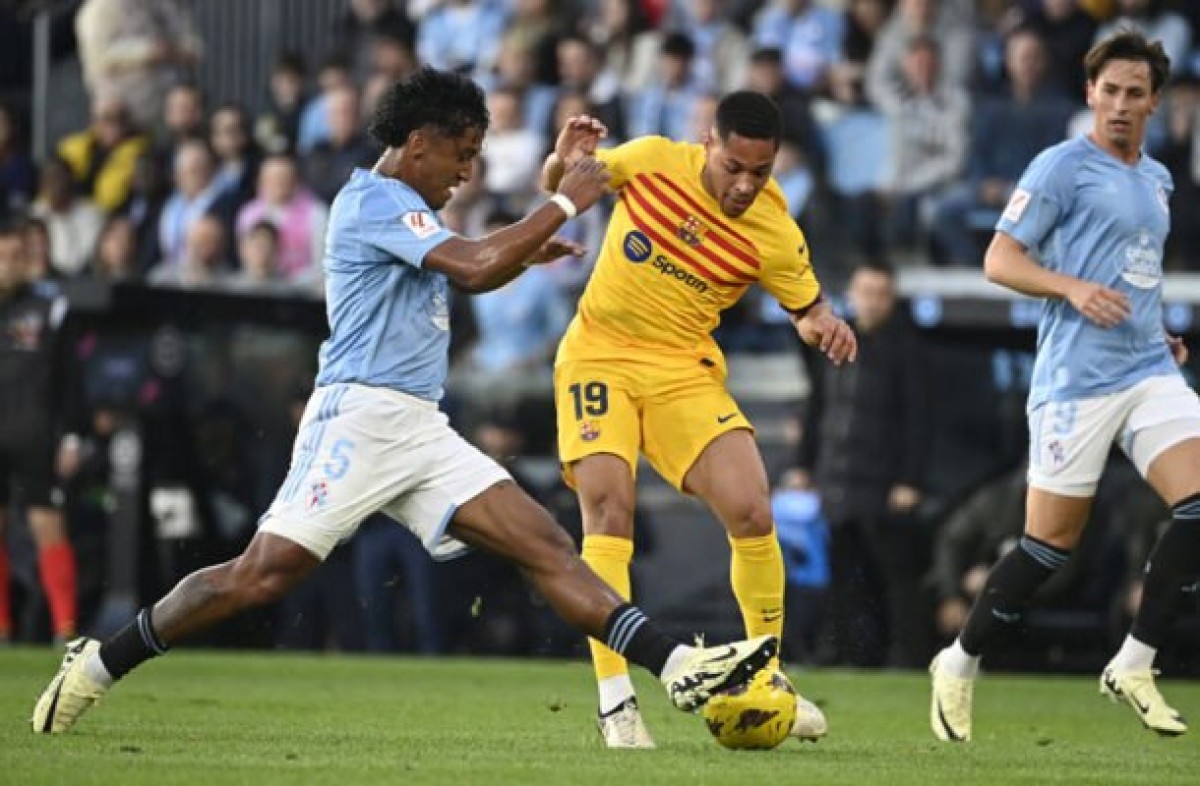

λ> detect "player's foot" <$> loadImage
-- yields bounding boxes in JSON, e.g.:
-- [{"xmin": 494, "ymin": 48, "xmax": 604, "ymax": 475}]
[
  {"xmin": 597, "ymin": 697, "xmax": 656, "ymax": 749},
  {"xmin": 31, "ymin": 637, "xmax": 107, "ymax": 734},
  {"xmin": 929, "ymin": 649, "xmax": 973, "ymax": 742},
  {"xmin": 789, "ymin": 693, "xmax": 827, "ymax": 742},
  {"xmin": 1100, "ymin": 664, "xmax": 1187, "ymax": 736},
  {"xmin": 662, "ymin": 635, "xmax": 777, "ymax": 712}
]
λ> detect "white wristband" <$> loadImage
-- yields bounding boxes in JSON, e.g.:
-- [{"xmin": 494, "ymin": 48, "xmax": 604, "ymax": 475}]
[{"xmin": 549, "ymin": 193, "xmax": 578, "ymax": 219}]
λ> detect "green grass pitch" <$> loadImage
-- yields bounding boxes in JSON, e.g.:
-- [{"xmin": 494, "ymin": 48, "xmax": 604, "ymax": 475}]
[{"xmin": 2, "ymin": 648, "xmax": 1197, "ymax": 785}]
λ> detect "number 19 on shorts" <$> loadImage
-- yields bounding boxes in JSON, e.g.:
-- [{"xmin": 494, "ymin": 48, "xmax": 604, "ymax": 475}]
[{"xmin": 569, "ymin": 381, "xmax": 608, "ymax": 420}]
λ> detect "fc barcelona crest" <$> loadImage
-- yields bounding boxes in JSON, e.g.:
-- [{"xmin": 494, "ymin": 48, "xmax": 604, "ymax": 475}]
[{"xmin": 676, "ymin": 214, "xmax": 708, "ymax": 247}]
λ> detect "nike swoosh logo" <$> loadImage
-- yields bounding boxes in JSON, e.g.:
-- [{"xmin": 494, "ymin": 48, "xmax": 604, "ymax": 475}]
[
  {"xmin": 717, "ymin": 413, "xmax": 738, "ymax": 424},
  {"xmin": 1132, "ymin": 695, "xmax": 1151, "ymax": 715},
  {"xmin": 937, "ymin": 699, "xmax": 965, "ymax": 742},
  {"xmin": 706, "ymin": 645, "xmax": 738, "ymax": 663},
  {"xmin": 763, "ymin": 613, "xmax": 783, "ymax": 623}
]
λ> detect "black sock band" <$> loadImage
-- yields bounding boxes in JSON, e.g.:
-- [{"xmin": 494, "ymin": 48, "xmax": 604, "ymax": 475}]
[
  {"xmin": 959, "ymin": 534, "xmax": 1070, "ymax": 656},
  {"xmin": 99, "ymin": 608, "xmax": 168, "ymax": 680},
  {"xmin": 604, "ymin": 603, "xmax": 677, "ymax": 677},
  {"xmin": 1131, "ymin": 494, "xmax": 1200, "ymax": 648}
]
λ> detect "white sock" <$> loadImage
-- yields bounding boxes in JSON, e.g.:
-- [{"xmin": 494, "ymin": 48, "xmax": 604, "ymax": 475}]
[
  {"xmin": 82, "ymin": 650, "xmax": 115, "ymax": 688},
  {"xmin": 597, "ymin": 675, "xmax": 636, "ymax": 715},
  {"xmin": 1108, "ymin": 635, "xmax": 1157, "ymax": 673},
  {"xmin": 659, "ymin": 644, "xmax": 694, "ymax": 683},
  {"xmin": 938, "ymin": 640, "xmax": 981, "ymax": 679}
]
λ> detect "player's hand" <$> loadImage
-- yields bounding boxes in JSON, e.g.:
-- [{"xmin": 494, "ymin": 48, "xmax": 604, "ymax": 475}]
[
  {"xmin": 1167, "ymin": 333, "xmax": 1188, "ymax": 365},
  {"xmin": 525, "ymin": 236, "xmax": 586, "ymax": 266},
  {"xmin": 797, "ymin": 311, "xmax": 857, "ymax": 366},
  {"xmin": 556, "ymin": 156, "xmax": 610, "ymax": 214},
  {"xmin": 1066, "ymin": 280, "xmax": 1130, "ymax": 328},
  {"xmin": 554, "ymin": 114, "xmax": 607, "ymax": 166}
]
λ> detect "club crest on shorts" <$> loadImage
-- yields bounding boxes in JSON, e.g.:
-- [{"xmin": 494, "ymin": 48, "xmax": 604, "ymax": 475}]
[
  {"xmin": 580, "ymin": 420, "xmax": 601, "ymax": 442},
  {"xmin": 307, "ymin": 479, "xmax": 330, "ymax": 510},
  {"xmin": 1044, "ymin": 439, "xmax": 1066, "ymax": 469}
]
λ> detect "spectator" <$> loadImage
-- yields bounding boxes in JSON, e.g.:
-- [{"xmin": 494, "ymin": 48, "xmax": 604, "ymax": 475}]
[
  {"xmin": 301, "ymin": 87, "xmax": 376, "ymax": 205},
  {"xmin": 752, "ymin": 0, "xmax": 846, "ymax": 94},
  {"xmin": 483, "ymin": 38, "xmax": 557, "ymax": 140},
  {"xmin": 334, "ymin": 0, "xmax": 418, "ymax": 82},
  {"xmin": 866, "ymin": 0, "xmax": 974, "ymax": 110},
  {"xmin": 1018, "ymin": 0, "xmax": 1099, "ymax": 100},
  {"xmin": 584, "ymin": 0, "xmax": 660, "ymax": 92},
  {"xmin": 226, "ymin": 220, "xmax": 293, "ymax": 293},
  {"xmin": 625, "ymin": 33, "xmax": 703, "ymax": 141},
  {"xmin": 21, "ymin": 217, "xmax": 51, "ymax": 284},
  {"xmin": 148, "ymin": 213, "xmax": 230, "ymax": 288},
  {"xmin": 255, "ymin": 52, "xmax": 308, "ymax": 156},
  {"xmin": 0, "ymin": 221, "xmax": 79, "ymax": 643},
  {"xmin": 931, "ymin": 28, "xmax": 1074, "ymax": 266},
  {"xmin": 157, "ymin": 139, "xmax": 236, "ymax": 269},
  {"xmin": 829, "ymin": 0, "xmax": 892, "ymax": 106},
  {"xmin": 467, "ymin": 207, "xmax": 571, "ymax": 373},
  {"xmin": 481, "ymin": 88, "xmax": 545, "ymax": 209},
  {"xmin": 209, "ymin": 103, "xmax": 261, "ymax": 213},
  {"xmin": 91, "ymin": 214, "xmax": 139, "ymax": 282},
  {"xmin": 744, "ymin": 47, "xmax": 826, "ymax": 182},
  {"xmin": 681, "ymin": 0, "xmax": 751, "ymax": 94},
  {"xmin": 878, "ymin": 36, "xmax": 969, "ymax": 256},
  {"xmin": 298, "ymin": 55, "xmax": 354, "ymax": 154},
  {"xmin": 796, "ymin": 261, "xmax": 931, "ymax": 668},
  {"xmin": 1095, "ymin": 0, "xmax": 1192, "ymax": 76},
  {"xmin": 0, "ymin": 102, "xmax": 35, "ymax": 216},
  {"xmin": 30, "ymin": 157, "xmax": 105, "ymax": 278},
  {"xmin": 237, "ymin": 154, "xmax": 327, "ymax": 286},
  {"xmin": 772, "ymin": 482, "xmax": 831, "ymax": 665},
  {"xmin": 57, "ymin": 96, "xmax": 149, "ymax": 213},
  {"xmin": 555, "ymin": 33, "xmax": 626, "ymax": 142},
  {"xmin": 119, "ymin": 152, "xmax": 170, "ymax": 277},
  {"xmin": 74, "ymin": 0, "xmax": 202, "ymax": 132},
  {"xmin": 416, "ymin": 0, "xmax": 507, "ymax": 79}
]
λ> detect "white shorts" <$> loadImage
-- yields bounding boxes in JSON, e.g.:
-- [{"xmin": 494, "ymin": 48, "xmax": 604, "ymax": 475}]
[
  {"xmin": 258, "ymin": 383, "xmax": 510, "ymax": 560},
  {"xmin": 1028, "ymin": 374, "xmax": 1200, "ymax": 497}
]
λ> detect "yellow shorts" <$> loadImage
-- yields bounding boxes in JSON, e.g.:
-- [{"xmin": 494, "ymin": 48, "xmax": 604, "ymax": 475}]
[{"xmin": 554, "ymin": 352, "xmax": 752, "ymax": 491}]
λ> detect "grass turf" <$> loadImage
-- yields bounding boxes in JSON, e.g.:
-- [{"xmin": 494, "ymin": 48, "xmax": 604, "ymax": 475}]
[{"xmin": 2, "ymin": 648, "xmax": 1197, "ymax": 785}]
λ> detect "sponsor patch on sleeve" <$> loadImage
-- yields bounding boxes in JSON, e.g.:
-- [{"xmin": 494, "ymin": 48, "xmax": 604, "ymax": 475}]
[
  {"xmin": 401, "ymin": 211, "xmax": 439, "ymax": 239},
  {"xmin": 1002, "ymin": 188, "xmax": 1031, "ymax": 223}
]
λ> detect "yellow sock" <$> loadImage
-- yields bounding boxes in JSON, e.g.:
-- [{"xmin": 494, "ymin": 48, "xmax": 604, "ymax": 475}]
[
  {"xmin": 730, "ymin": 529, "xmax": 785, "ymax": 667},
  {"xmin": 582, "ymin": 534, "xmax": 635, "ymax": 681}
]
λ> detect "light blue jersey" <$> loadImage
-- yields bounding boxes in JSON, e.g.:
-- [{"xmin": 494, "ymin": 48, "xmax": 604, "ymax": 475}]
[
  {"xmin": 315, "ymin": 169, "xmax": 455, "ymax": 401},
  {"xmin": 996, "ymin": 135, "xmax": 1177, "ymax": 411}
]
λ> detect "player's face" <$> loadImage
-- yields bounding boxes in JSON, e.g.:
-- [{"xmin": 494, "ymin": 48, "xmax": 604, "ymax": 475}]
[
  {"xmin": 412, "ymin": 126, "xmax": 485, "ymax": 210},
  {"xmin": 703, "ymin": 132, "xmax": 776, "ymax": 218},
  {"xmin": 0, "ymin": 235, "xmax": 27, "ymax": 292},
  {"xmin": 1087, "ymin": 59, "xmax": 1159, "ymax": 156}
]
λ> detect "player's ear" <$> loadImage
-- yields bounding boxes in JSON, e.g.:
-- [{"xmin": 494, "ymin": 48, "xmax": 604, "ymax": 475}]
[
  {"xmin": 407, "ymin": 128, "xmax": 425, "ymax": 157},
  {"xmin": 1084, "ymin": 81, "xmax": 1095, "ymax": 110}
]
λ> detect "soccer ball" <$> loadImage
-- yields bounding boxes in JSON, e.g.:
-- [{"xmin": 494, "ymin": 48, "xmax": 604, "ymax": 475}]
[{"xmin": 702, "ymin": 667, "xmax": 797, "ymax": 750}]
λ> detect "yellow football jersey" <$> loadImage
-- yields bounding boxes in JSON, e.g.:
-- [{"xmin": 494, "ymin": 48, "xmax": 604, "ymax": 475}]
[{"xmin": 557, "ymin": 136, "xmax": 821, "ymax": 363}]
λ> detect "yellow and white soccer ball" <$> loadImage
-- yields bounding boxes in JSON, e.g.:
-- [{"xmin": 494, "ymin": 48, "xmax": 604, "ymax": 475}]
[{"xmin": 702, "ymin": 667, "xmax": 797, "ymax": 750}]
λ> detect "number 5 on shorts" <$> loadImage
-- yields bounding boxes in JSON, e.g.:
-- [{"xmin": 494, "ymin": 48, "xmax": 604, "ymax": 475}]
[{"xmin": 568, "ymin": 381, "xmax": 608, "ymax": 420}]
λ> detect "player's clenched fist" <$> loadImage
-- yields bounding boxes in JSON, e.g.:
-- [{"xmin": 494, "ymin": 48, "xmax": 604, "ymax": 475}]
[{"xmin": 556, "ymin": 157, "xmax": 610, "ymax": 214}]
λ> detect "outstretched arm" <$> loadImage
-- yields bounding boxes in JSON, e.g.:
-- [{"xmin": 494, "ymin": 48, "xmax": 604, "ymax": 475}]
[
  {"xmin": 426, "ymin": 158, "xmax": 607, "ymax": 293},
  {"xmin": 541, "ymin": 115, "xmax": 607, "ymax": 193}
]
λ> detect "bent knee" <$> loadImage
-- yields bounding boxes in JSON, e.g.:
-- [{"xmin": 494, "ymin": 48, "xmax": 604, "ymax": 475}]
[
  {"xmin": 581, "ymin": 490, "xmax": 636, "ymax": 537},
  {"xmin": 724, "ymin": 496, "xmax": 775, "ymax": 538}
]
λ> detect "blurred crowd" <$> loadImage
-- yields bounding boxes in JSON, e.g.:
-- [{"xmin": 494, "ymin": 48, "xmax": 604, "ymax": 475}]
[{"xmin": 1, "ymin": 0, "xmax": 1199, "ymax": 666}]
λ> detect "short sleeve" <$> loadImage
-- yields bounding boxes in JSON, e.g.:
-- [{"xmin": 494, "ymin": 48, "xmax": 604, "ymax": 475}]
[
  {"xmin": 761, "ymin": 222, "xmax": 821, "ymax": 313},
  {"xmin": 596, "ymin": 136, "xmax": 671, "ymax": 190},
  {"xmin": 995, "ymin": 147, "xmax": 1075, "ymax": 250},
  {"xmin": 359, "ymin": 185, "xmax": 454, "ymax": 267}
]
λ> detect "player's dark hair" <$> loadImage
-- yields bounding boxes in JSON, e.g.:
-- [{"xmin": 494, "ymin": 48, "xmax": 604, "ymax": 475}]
[
  {"xmin": 715, "ymin": 91, "xmax": 782, "ymax": 146},
  {"xmin": 1085, "ymin": 30, "xmax": 1171, "ymax": 93},
  {"xmin": 0, "ymin": 218, "xmax": 24, "ymax": 240},
  {"xmin": 368, "ymin": 67, "xmax": 489, "ymax": 148}
]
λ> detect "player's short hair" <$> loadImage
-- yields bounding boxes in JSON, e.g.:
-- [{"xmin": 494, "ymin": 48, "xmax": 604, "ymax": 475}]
[
  {"xmin": 368, "ymin": 67, "xmax": 489, "ymax": 148},
  {"xmin": 0, "ymin": 219, "xmax": 24, "ymax": 241},
  {"xmin": 1085, "ymin": 30, "xmax": 1171, "ymax": 93},
  {"xmin": 715, "ymin": 91, "xmax": 782, "ymax": 146}
]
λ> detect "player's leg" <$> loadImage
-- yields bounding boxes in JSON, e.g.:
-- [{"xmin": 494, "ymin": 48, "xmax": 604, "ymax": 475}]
[
  {"xmin": 554, "ymin": 360, "xmax": 649, "ymax": 745},
  {"xmin": 930, "ymin": 396, "xmax": 1120, "ymax": 742},
  {"xmin": 1103, "ymin": 384, "xmax": 1200, "ymax": 735},
  {"xmin": 446, "ymin": 479, "xmax": 776, "ymax": 713}
]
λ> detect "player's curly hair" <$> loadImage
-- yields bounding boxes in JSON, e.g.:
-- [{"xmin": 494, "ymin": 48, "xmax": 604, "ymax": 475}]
[
  {"xmin": 368, "ymin": 67, "xmax": 490, "ymax": 148},
  {"xmin": 715, "ymin": 91, "xmax": 782, "ymax": 147},
  {"xmin": 1085, "ymin": 30, "xmax": 1171, "ymax": 93}
]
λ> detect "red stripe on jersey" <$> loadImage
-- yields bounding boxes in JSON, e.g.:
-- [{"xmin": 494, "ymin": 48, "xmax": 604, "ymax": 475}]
[
  {"xmin": 624, "ymin": 184, "xmax": 756, "ymax": 284},
  {"xmin": 650, "ymin": 174, "xmax": 759, "ymax": 261},
  {"xmin": 619, "ymin": 193, "xmax": 746, "ymax": 286},
  {"xmin": 636, "ymin": 175, "xmax": 761, "ymax": 272}
]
